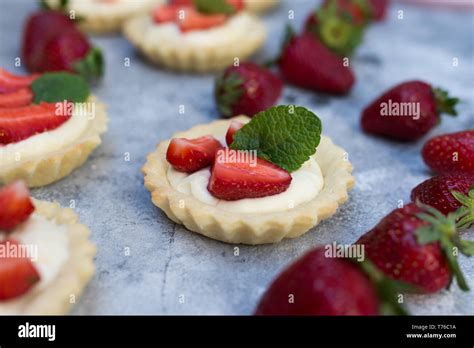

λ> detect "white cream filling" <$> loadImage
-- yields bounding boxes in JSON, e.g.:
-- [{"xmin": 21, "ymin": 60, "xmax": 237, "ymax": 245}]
[
  {"xmin": 145, "ymin": 12, "xmax": 259, "ymax": 46},
  {"xmin": 0, "ymin": 107, "xmax": 89, "ymax": 166},
  {"xmin": 167, "ymin": 151, "xmax": 324, "ymax": 214},
  {"xmin": 0, "ymin": 214, "xmax": 69, "ymax": 310},
  {"xmin": 48, "ymin": 0, "xmax": 159, "ymax": 15}
]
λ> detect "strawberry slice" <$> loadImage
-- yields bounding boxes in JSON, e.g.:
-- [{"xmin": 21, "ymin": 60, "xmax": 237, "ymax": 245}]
[
  {"xmin": 0, "ymin": 88, "xmax": 34, "ymax": 108},
  {"xmin": 153, "ymin": 4, "xmax": 184, "ymax": 23},
  {"xmin": 0, "ymin": 103, "xmax": 71, "ymax": 145},
  {"xmin": 0, "ymin": 239, "xmax": 41, "ymax": 300},
  {"xmin": 208, "ymin": 149, "xmax": 292, "ymax": 200},
  {"xmin": 166, "ymin": 135, "xmax": 222, "ymax": 173},
  {"xmin": 225, "ymin": 121, "xmax": 244, "ymax": 146},
  {"xmin": 0, "ymin": 181, "xmax": 35, "ymax": 231},
  {"xmin": 0, "ymin": 69, "xmax": 39, "ymax": 94},
  {"xmin": 178, "ymin": 8, "xmax": 227, "ymax": 32}
]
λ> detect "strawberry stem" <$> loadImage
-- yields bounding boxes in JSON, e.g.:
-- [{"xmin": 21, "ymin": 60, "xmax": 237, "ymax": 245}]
[
  {"xmin": 415, "ymin": 202, "xmax": 471, "ymax": 291},
  {"xmin": 351, "ymin": 257, "xmax": 411, "ymax": 315},
  {"xmin": 73, "ymin": 47, "xmax": 104, "ymax": 80},
  {"xmin": 214, "ymin": 72, "xmax": 244, "ymax": 117},
  {"xmin": 432, "ymin": 87, "xmax": 459, "ymax": 116},
  {"xmin": 451, "ymin": 186, "xmax": 474, "ymax": 230}
]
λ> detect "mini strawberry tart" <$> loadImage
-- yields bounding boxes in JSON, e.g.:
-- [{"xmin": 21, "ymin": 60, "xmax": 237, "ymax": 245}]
[
  {"xmin": 42, "ymin": 0, "xmax": 164, "ymax": 34},
  {"xmin": 0, "ymin": 69, "xmax": 108, "ymax": 187},
  {"xmin": 0, "ymin": 181, "xmax": 95, "ymax": 314},
  {"xmin": 143, "ymin": 106, "xmax": 354, "ymax": 244},
  {"xmin": 123, "ymin": 0, "xmax": 266, "ymax": 72}
]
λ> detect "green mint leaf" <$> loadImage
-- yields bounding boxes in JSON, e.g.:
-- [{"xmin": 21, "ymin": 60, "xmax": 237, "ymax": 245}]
[
  {"xmin": 73, "ymin": 47, "xmax": 104, "ymax": 80},
  {"xmin": 230, "ymin": 105, "xmax": 322, "ymax": 172},
  {"xmin": 194, "ymin": 0, "xmax": 236, "ymax": 15},
  {"xmin": 31, "ymin": 72, "xmax": 90, "ymax": 104}
]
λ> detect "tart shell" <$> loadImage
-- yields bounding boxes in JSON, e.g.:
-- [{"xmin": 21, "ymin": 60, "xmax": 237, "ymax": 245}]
[
  {"xmin": 0, "ymin": 200, "xmax": 96, "ymax": 315},
  {"xmin": 44, "ymin": 0, "xmax": 163, "ymax": 34},
  {"xmin": 142, "ymin": 116, "xmax": 355, "ymax": 245},
  {"xmin": 245, "ymin": 0, "xmax": 279, "ymax": 13},
  {"xmin": 122, "ymin": 13, "xmax": 266, "ymax": 72},
  {"xmin": 0, "ymin": 96, "xmax": 108, "ymax": 188}
]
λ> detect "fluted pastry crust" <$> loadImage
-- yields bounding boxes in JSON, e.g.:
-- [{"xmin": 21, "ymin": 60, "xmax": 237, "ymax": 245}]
[
  {"xmin": 123, "ymin": 12, "xmax": 266, "ymax": 72},
  {"xmin": 0, "ymin": 200, "xmax": 96, "ymax": 315},
  {"xmin": 142, "ymin": 116, "xmax": 355, "ymax": 245}
]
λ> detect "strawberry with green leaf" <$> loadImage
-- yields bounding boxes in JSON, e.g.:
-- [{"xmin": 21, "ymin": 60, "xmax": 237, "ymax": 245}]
[
  {"xmin": 0, "ymin": 71, "xmax": 90, "ymax": 145},
  {"xmin": 22, "ymin": 10, "xmax": 103, "ymax": 79},
  {"xmin": 357, "ymin": 203, "xmax": 474, "ymax": 294},
  {"xmin": 411, "ymin": 174, "xmax": 474, "ymax": 229},
  {"xmin": 215, "ymin": 62, "xmax": 283, "ymax": 118},
  {"xmin": 305, "ymin": 0, "xmax": 370, "ymax": 57}
]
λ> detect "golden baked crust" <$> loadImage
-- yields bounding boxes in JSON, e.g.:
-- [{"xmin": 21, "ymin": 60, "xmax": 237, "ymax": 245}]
[
  {"xmin": 122, "ymin": 12, "xmax": 266, "ymax": 72},
  {"xmin": 245, "ymin": 0, "xmax": 279, "ymax": 13},
  {"xmin": 0, "ymin": 96, "xmax": 108, "ymax": 188},
  {"xmin": 44, "ymin": 0, "xmax": 163, "ymax": 34},
  {"xmin": 0, "ymin": 200, "xmax": 96, "ymax": 315},
  {"xmin": 142, "ymin": 116, "xmax": 355, "ymax": 245}
]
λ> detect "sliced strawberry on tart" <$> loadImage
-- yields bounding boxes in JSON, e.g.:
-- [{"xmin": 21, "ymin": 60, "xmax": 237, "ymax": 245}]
[
  {"xmin": 143, "ymin": 105, "xmax": 354, "ymax": 244},
  {"xmin": 0, "ymin": 181, "xmax": 95, "ymax": 314},
  {"xmin": 0, "ymin": 69, "xmax": 108, "ymax": 187},
  {"xmin": 123, "ymin": 0, "xmax": 266, "ymax": 72}
]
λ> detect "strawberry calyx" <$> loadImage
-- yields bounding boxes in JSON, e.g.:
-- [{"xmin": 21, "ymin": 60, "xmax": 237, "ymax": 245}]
[
  {"xmin": 72, "ymin": 47, "xmax": 104, "ymax": 80},
  {"xmin": 432, "ymin": 87, "xmax": 459, "ymax": 116},
  {"xmin": 310, "ymin": 0, "xmax": 368, "ymax": 57},
  {"xmin": 349, "ymin": 254, "xmax": 411, "ymax": 315},
  {"xmin": 40, "ymin": 0, "xmax": 69, "ymax": 10},
  {"xmin": 451, "ymin": 186, "xmax": 474, "ymax": 230},
  {"xmin": 215, "ymin": 72, "xmax": 244, "ymax": 117},
  {"xmin": 415, "ymin": 202, "xmax": 474, "ymax": 291}
]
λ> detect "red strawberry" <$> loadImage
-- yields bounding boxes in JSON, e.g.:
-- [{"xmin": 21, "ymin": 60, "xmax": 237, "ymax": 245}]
[
  {"xmin": 356, "ymin": 203, "xmax": 473, "ymax": 293},
  {"xmin": 421, "ymin": 130, "xmax": 474, "ymax": 175},
  {"xmin": 22, "ymin": 11, "xmax": 74, "ymax": 71},
  {"xmin": 225, "ymin": 121, "xmax": 244, "ymax": 146},
  {"xmin": 255, "ymin": 247, "xmax": 407, "ymax": 315},
  {"xmin": 411, "ymin": 174, "xmax": 474, "ymax": 215},
  {"xmin": 22, "ymin": 11, "xmax": 103, "ymax": 78},
  {"xmin": 361, "ymin": 81, "xmax": 459, "ymax": 141},
  {"xmin": 215, "ymin": 62, "xmax": 283, "ymax": 118},
  {"xmin": 367, "ymin": 0, "xmax": 389, "ymax": 21},
  {"xmin": 39, "ymin": 30, "xmax": 92, "ymax": 73},
  {"xmin": 0, "ymin": 88, "xmax": 34, "ymax": 108},
  {"xmin": 278, "ymin": 31, "xmax": 355, "ymax": 95},
  {"xmin": 0, "ymin": 103, "xmax": 71, "ymax": 145},
  {"xmin": 153, "ymin": 4, "xmax": 187, "ymax": 23},
  {"xmin": 207, "ymin": 149, "xmax": 291, "ymax": 200},
  {"xmin": 166, "ymin": 135, "xmax": 222, "ymax": 173},
  {"xmin": 0, "ymin": 181, "xmax": 35, "ymax": 231},
  {"xmin": 0, "ymin": 239, "xmax": 40, "ymax": 300},
  {"xmin": 0, "ymin": 69, "xmax": 39, "ymax": 93}
]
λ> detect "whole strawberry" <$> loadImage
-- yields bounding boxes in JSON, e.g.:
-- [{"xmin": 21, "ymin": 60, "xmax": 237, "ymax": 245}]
[
  {"xmin": 356, "ymin": 203, "xmax": 473, "ymax": 294},
  {"xmin": 361, "ymin": 81, "xmax": 459, "ymax": 141},
  {"xmin": 22, "ymin": 10, "xmax": 103, "ymax": 79},
  {"xmin": 278, "ymin": 30, "xmax": 355, "ymax": 94},
  {"xmin": 411, "ymin": 174, "xmax": 474, "ymax": 229},
  {"xmin": 255, "ymin": 247, "xmax": 407, "ymax": 315},
  {"xmin": 215, "ymin": 62, "xmax": 282, "ymax": 118},
  {"xmin": 422, "ymin": 130, "xmax": 474, "ymax": 175},
  {"xmin": 367, "ymin": 0, "xmax": 389, "ymax": 21}
]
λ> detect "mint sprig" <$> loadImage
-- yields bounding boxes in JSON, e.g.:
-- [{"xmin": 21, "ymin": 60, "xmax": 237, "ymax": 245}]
[
  {"xmin": 194, "ymin": 0, "xmax": 236, "ymax": 15},
  {"xmin": 230, "ymin": 105, "xmax": 322, "ymax": 172},
  {"xmin": 31, "ymin": 72, "xmax": 90, "ymax": 104}
]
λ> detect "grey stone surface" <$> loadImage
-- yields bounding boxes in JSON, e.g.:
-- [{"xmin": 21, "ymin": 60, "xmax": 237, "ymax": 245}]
[{"xmin": 0, "ymin": 0, "xmax": 473, "ymax": 314}]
